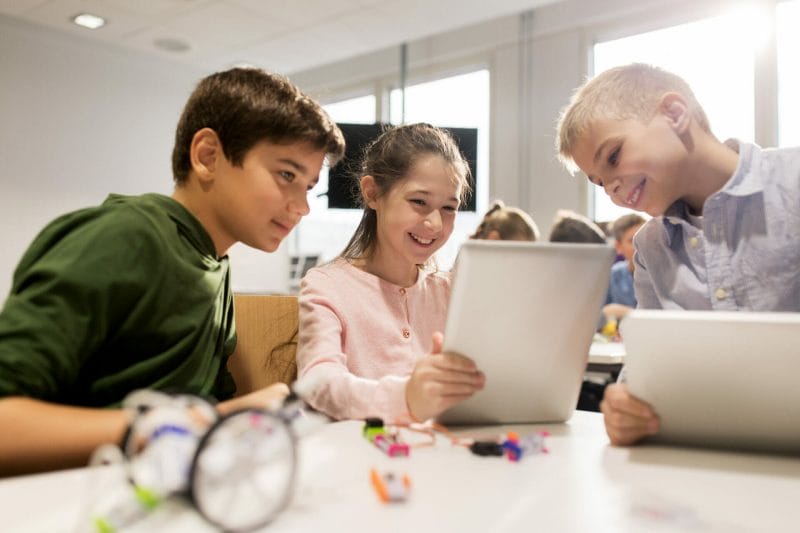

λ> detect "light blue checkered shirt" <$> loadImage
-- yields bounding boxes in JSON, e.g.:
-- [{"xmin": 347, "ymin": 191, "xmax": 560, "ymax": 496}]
[{"xmin": 632, "ymin": 140, "xmax": 800, "ymax": 311}]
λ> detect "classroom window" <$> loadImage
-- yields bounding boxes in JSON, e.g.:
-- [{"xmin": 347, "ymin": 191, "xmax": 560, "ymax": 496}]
[
  {"xmin": 591, "ymin": 10, "xmax": 759, "ymax": 223},
  {"xmin": 777, "ymin": 0, "xmax": 800, "ymax": 147},
  {"xmin": 388, "ymin": 69, "xmax": 490, "ymax": 268},
  {"xmin": 289, "ymin": 95, "xmax": 377, "ymax": 272},
  {"xmin": 323, "ymin": 94, "xmax": 376, "ymax": 125}
]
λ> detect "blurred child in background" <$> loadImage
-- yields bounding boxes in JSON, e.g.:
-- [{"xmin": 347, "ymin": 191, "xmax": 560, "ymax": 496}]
[
  {"xmin": 548, "ymin": 209, "xmax": 607, "ymax": 244},
  {"xmin": 602, "ymin": 213, "xmax": 646, "ymax": 321},
  {"xmin": 470, "ymin": 199, "xmax": 540, "ymax": 241}
]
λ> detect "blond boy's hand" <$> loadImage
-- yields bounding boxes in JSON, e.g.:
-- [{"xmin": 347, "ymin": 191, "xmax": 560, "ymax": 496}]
[
  {"xmin": 405, "ymin": 332, "xmax": 485, "ymax": 422},
  {"xmin": 600, "ymin": 383, "xmax": 660, "ymax": 446}
]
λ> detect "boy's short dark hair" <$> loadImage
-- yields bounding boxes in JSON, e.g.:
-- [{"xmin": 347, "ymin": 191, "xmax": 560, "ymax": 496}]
[
  {"xmin": 610, "ymin": 213, "xmax": 646, "ymax": 242},
  {"xmin": 548, "ymin": 209, "xmax": 606, "ymax": 244},
  {"xmin": 172, "ymin": 67, "xmax": 345, "ymax": 184}
]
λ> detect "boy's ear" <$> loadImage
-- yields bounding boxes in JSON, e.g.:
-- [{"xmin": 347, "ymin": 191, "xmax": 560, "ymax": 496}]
[
  {"xmin": 659, "ymin": 92, "xmax": 691, "ymax": 134},
  {"xmin": 190, "ymin": 128, "xmax": 223, "ymax": 183},
  {"xmin": 360, "ymin": 175, "xmax": 379, "ymax": 209}
]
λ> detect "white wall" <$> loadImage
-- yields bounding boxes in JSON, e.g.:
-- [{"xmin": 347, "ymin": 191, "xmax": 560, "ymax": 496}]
[
  {"xmin": 0, "ymin": 0, "xmax": 764, "ymax": 300},
  {"xmin": 0, "ymin": 15, "xmax": 289, "ymax": 302}
]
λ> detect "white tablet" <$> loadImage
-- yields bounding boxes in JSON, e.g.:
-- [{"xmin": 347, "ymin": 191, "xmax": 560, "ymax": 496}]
[
  {"xmin": 623, "ymin": 310, "xmax": 800, "ymax": 453},
  {"xmin": 438, "ymin": 240, "xmax": 615, "ymax": 425}
]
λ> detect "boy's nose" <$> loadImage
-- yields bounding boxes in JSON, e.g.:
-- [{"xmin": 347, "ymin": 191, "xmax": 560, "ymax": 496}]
[{"xmin": 291, "ymin": 191, "xmax": 310, "ymax": 216}]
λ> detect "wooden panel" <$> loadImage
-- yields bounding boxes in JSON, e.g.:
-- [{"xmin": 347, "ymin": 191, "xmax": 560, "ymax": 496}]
[{"xmin": 228, "ymin": 294, "xmax": 299, "ymax": 395}]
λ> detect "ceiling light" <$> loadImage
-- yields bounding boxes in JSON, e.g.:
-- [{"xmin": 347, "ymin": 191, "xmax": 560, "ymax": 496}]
[
  {"xmin": 154, "ymin": 38, "xmax": 191, "ymax": 53},
  {"xmin": 72, "ymin": 13, "xmax": 106, "ymax": 30}
]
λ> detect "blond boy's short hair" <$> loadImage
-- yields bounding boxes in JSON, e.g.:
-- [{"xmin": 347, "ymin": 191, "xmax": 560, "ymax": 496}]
[{"xmin": 556, "ymin": 63, "xmax": 711, "ymax": 173}]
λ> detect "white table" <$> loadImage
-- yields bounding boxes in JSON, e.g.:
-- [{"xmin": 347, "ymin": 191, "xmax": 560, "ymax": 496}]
[
  {"xmin": 586, "ymin": 341, "xmax": 625, "ymax": 384},
  {"xmin": 588, "ymin": 341, "xmax": 626, "ymax": 365},
  {"xmin": 4, "ymin": 411, "xmax": 800, "ymax": 532}
]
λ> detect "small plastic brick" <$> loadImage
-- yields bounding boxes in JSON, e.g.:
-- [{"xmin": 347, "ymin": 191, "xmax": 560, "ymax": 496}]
[
  {"xmin": 370, "ymin": 468, "xmax": 411, "ymax": 503},
  {"xmin": 363, "ymin": 418, "xmax": 386, "ymax": 441},
  {"xmin": 500, "ymin": 431, "xmax": 549, "ymax": 461},
  {"xmin": 469, "ymin": 440, "xmax": 504, "ymax": 457},
  {"xmin": 373, "ymin": 434, "xmax": 410, "ymax": 457},
  {"xmin": 520, "ymin": 431, "xmax": 550, "ymax": 455},
  {"xmin": 501, "ymin": 439, "xmax": 522, "ymax": 461},
  {"xmin": 602, "ymin": 318, "xmax": 618, "ymax": 339},
  {"xmin": 363, "ymin": 418, "xmax": 409, "ymax": 457}
]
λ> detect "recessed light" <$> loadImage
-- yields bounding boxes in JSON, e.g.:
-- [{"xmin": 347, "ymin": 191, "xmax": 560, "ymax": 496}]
[
  {"xmin": 154, "ymin": 37, "xmax": 191, "ymax": 53},
  {"xmin": 71, "ymin": 13, "xmax": 106, "ymax": 30}
]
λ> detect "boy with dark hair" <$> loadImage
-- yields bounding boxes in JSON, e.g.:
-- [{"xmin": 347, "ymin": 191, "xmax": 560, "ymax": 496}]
[
  {"xmin": 557, "ymin": 63, "xmax": 800, "ymax": 446},
  {"xmin": 470, "ymin": 200, "xmax": 540, "ymax": 241},
  {"xmin": 548, "ymin": 209, "xmax": 607, "ymax": 244},
  {"xmin": 0, "ymin": 67, "xmax": 345, "ymax": 475},
  {"xmin": 602, "ymin": 213, "xmax": 646, "ymax": 320}
]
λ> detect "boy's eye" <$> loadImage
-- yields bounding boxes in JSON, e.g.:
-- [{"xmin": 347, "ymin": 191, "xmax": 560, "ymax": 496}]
[
  {"xmin": 608, "ymin": 146, "xmax": 621, "ymax": 166},
  {"xmin": 410, "ymin": 199, "xmax": 426, "ymax": 207},
  {"xmin": 443, "ymin": 205, "xmax": 458, "ymax": 212},
  {"xmin": 279, "ymin": 170, "xmax": 296, "ymax": 182}
]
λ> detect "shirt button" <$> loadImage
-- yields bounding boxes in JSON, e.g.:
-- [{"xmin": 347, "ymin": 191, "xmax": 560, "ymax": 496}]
[
  {"xmin": 399, "ymin": 288, "xmax": 406, "ymax": 295},
  {"xmin": 402, "ymin": 328, "xmax": 410, "ymax": 338},
  {"xmin": 714, "ymin": 288, "xmax": 728, "ymax": 300},
  {"xmin": 689, "ymin": 237, "xmax": 698, "ymax": 248}
]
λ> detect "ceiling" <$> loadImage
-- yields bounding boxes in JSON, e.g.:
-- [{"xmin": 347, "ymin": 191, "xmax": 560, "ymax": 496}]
[{"xmin": 0, "ymin": 0, "xmax": 561, "ymax": 74}]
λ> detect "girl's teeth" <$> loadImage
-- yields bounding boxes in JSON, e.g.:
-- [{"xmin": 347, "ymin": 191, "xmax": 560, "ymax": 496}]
[{"xmin": 411, "ymin": 234, "xmax": 433, "ymax": 245}]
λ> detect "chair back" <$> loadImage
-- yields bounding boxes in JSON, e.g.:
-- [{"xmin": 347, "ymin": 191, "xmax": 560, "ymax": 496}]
[{"xmin": 228, "ymin": 294, "xmax": 299, "ymax": 394}]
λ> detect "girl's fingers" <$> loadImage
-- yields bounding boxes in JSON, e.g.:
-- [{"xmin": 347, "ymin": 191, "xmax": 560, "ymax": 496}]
[{"xmin": 430, "ymin": 352, "xmax": 479, "ymax": 372}]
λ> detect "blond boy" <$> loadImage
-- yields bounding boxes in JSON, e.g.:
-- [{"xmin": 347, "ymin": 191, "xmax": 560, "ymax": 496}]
[{"xmin": 557, "ymin": 63, "xmax": 800, "ymax": 445}]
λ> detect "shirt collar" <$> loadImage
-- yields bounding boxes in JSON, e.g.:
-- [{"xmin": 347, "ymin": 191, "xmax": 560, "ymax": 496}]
[
  {"xmin": 661, "ymin": 201, "xmax": 690, "ymax": 246},
  {"xmin": 151, "ymin": 193, "xmax": 219, "ymax": 258},
  {"xmin": 720, "ymin": 139, "xmax": 765, "ymax": 197},
  {"xmin": 659, "ymin": 139, "xmax": 763, "ymax": 246}
]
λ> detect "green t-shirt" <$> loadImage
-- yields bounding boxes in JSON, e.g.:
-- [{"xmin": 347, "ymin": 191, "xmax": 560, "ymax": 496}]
[{"xmin": 0, "ymin": 193, "xmax": 237, "ymax": 406}]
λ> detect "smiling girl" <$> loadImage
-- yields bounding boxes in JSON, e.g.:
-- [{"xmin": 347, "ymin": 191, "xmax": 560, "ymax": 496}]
[{"xmin": 296, "ymin": 123, "xmax": 485, "ymax": 423}]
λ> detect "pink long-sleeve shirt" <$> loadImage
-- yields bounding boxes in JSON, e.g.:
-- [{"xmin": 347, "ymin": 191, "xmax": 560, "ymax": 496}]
[{"xmin": 297, "ymin": 258, "xmax": 451, "ymax": 423}]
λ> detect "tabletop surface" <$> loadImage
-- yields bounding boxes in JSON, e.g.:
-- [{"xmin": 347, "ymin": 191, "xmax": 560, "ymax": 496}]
[
  {"xmin": 588, "ymin": 340, "xmax": 626, "ymax": 364},
  {"xmin": 3, "ymin": 410, "xmax": 800, "ymax": 533}
]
